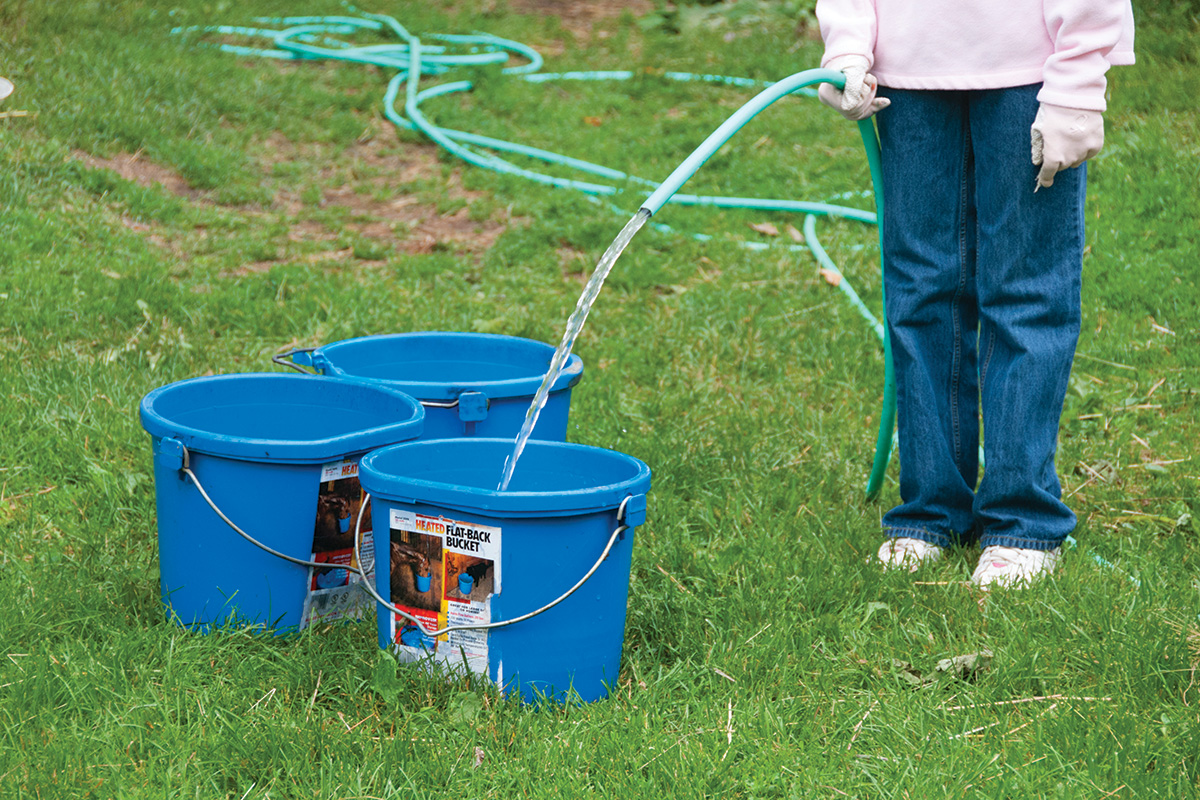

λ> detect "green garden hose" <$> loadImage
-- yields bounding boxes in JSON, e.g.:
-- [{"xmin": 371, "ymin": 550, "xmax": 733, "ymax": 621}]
[{"xmin": 175, "ymin": 12, "xmax": 896, "ymax": 499}]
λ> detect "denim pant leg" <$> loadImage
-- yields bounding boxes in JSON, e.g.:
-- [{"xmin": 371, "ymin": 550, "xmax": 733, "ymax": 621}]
[
  {"xmin": 876, "ymin": 89, "xmax": 980, "ymax": 548},
  {"xmin": 969, "ymin": 86, "xmax": 1083, "ymax": 551}
]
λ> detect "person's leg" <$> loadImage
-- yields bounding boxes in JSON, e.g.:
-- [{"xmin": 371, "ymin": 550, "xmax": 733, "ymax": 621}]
[
  {"xmin": 968, "ymin": 83, "xmax": 1083, "ymax": 564},
  {"xmin": 876, "ymin": 88, "xmax": 980, "ymax": 552}
]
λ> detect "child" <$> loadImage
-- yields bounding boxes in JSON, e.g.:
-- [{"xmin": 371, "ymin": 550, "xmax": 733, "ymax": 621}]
[{"xmin": 814, "ymin": 0, "xmax": 1135, "ymax": 587}]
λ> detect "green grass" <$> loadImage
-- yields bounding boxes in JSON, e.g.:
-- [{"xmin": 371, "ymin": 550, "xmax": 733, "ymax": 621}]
[{"xmin": 1, "ymin": 1, "xmax": 1198, "ymax": 797}]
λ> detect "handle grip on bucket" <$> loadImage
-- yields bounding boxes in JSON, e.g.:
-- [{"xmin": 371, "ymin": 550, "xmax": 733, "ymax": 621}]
[
  {"xmin": 353, "ymin": 493, "xmax": 643, "ymax": 639},
  {"xmin": 416, "ymin": 391, "xmax": 490, "ymax": 423}
]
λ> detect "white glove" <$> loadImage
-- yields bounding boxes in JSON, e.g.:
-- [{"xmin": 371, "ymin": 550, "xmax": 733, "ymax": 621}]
[
  {"xmin": 1030, "ymin": 103, "xmax": 1104, "ymax": 189},
  {"xmin": 0, "ymin": 78, "xmax": 13, "ymax": 103},
  {"xmin": 818, "ymin": 55, "xmax": 890, "ymax": 121}
]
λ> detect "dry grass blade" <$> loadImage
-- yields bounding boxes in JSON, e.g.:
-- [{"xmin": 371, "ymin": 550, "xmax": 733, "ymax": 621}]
[
  {"xmin": 940, "ymin": 695, "xmax": 1112, "ymax": 712},
  {"xmin": 847, "ymin": 699, "xmax": 878, "ymax": 750}
]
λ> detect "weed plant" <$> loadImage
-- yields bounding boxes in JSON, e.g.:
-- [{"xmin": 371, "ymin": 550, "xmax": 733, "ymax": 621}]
[{"xmin": 0, "ymin": 1, "xmax": 1197, "ymax": 797}]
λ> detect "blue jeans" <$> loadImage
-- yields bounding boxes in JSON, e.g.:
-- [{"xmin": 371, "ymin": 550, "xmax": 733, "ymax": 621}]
[{"xmin": 875, "ymin": 84, "xmax": 1084, "ymax": 552}]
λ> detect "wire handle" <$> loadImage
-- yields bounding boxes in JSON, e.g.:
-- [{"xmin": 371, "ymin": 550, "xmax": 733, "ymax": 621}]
[
  {"xmin": 272, "ymin": 347, "xmax": 319, "ymax": 374},
  {"xmin": 354, "ymin": 493, "xmax": 632, "ymax": 638},
  {"xmin": 267, "ymin": 347, "xmax": 489, "ymax": 419},
  {"xmin": 180, "ymin": 445, "xmax": 343, "ymax": 573},
  {"xmin": 269, "ymin": 345, "xmax": 451, "ymax": 400},
  {"xmin": 175, "ymin": 442, "xmax": 634, "ymax": 637}
]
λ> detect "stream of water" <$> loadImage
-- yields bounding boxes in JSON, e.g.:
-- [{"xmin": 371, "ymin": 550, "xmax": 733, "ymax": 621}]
[{"xmin": 497, "ymin": 208, "xmax": 651, "ymax": 491}]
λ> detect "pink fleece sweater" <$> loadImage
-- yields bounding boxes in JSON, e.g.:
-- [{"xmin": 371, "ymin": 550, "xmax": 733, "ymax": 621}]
[{"xmin": 816, "ymin": 0, "xmax": 1135, "ymax": 111}]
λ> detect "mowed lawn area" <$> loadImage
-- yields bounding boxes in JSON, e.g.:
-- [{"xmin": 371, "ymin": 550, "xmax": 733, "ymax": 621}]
[{"xmin": 1, "ymin": 1, "xmax": 1198, "ymax": 797}]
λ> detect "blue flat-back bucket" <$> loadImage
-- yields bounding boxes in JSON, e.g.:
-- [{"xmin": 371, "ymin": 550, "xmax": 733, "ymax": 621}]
[
  {"xmin": 359, "ymin": 438, "xmax": 650, "ymax": 703},
  {"xmin": 140, "ymin": 373, "xmax": 424, "ymax": 631},
  {"xmin": 296, "ymin": 332, "xmax": 583, "ymax": 440}
]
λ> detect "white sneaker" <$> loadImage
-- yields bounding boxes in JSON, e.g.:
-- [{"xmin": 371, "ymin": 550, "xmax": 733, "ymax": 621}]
[
  {"xmin": 971, "ymin": 545, "xmax": 1061, "ymax": 589},
  {"xmin": 877, "ymin": 537, "xmax": 945, "ymax": 572}
]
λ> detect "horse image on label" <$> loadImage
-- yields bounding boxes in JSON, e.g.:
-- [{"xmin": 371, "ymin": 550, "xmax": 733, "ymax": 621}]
[
  {"xmin": 312, "ymin": 494, "xmax": 353, "ymax": 552},
  {"xmin": 390, "ymin": 538, "xmax": 442, "ymax": 611}
]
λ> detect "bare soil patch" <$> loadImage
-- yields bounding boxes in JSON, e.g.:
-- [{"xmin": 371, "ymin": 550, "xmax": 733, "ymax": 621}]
[
  {"xmin": 505, "ymin": 0, "xmax": 653, "ymax": 41},
  {"xmin": 73, "ymin": 150, "xmax": 204, "ymax": 201},
  {"xmin": 270, "ymin": 124, "xmax": 513, "ymax": 257},
  {"xmin": 320, "ymin": 178, "xmax": 506, "ymax": 256},
  {"xmin": 77, "ymin": 122, "xmax": 521, "ymax": 274}
]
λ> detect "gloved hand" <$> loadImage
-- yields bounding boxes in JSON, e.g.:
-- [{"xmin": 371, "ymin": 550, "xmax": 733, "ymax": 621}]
[
  {"xmin": 0, "ymin": 78, "xmax": 13, "ymax": 103},
  {"xmin": 818, "ymin": 55, "xmax": 889, "ymax": 121},
  {"xmin": 1030, "ymin": 103, "xmax": 1104, "ymax": 189}
]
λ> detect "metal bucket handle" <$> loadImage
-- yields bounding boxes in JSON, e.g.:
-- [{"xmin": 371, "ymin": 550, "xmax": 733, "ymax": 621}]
[
  {"xmin": 353, "ymin": 491, "xmax": 642, "ymax": 638},
  {"xmin": 170, "ymin": 439, "xmax": 642, "ymax": 635},
  {"xmin": 272, "ymin": 347, "xmax": 319, "ymax": 375},
  {"xmin": 270, "ymin": 347, "xmax": 490, "ymax": 421}
]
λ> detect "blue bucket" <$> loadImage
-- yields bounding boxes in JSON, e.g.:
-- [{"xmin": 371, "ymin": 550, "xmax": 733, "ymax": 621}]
[
  {"xmin": 140, "ymin": 373, "xmax": 424, "ymax": 631},
  {"xmin": 359, "ymin": 438, "xmax": 650, "ymax": 703},
  {"xmin": 292, "ymin": 332, "xmax": 583, "ymax": 440}
]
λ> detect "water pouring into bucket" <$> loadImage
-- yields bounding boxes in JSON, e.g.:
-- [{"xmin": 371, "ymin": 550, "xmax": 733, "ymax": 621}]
[{"xmin": 498, "ymin": 209, "xmax": 649, "ymax": 491}]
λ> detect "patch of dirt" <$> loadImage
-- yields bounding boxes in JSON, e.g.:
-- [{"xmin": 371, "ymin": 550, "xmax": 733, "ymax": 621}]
[
  {"xmin": 286, "ymin": 220, "xmax": 340, "ymax": 243},
  {"xmin": 73, "ymin": 150, "xmax": 204, "ymax": 201},
  {"xmin": 120, "ymin": 215, "xmax": 186, "ymax": 257},
  {"xmin": 78, "ymin": 122, "xmax": 521, "ymax": 274},
  {"xmin": 302, "ymin": 125, "xmax": 513, "ymax": 256},
  {"xmin": 232, "ymin": 248, "xmax": 360, "ymax": 277},
  {"xmin": 557, "ymin": 244, "xmax": 589, "ymax": 284},
  {"xmin": 223, "ymin": 126, "xmax": 516, "ymax": 273},
  {"xmin": 77, "ymin": 150, "xmax": 228, "ymax": 260},
  {"xmin": 504, "ymin": 0, "xmax": 654, "ymax": 41},
  {"xmin": 320, "ymin": 179, "xmax": 506, "ymax": 256}
]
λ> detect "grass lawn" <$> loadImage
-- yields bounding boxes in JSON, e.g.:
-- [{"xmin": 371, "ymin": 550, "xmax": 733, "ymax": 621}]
[{"xmin": 1, "ymin": 1, "xmax": 1198, "ymax": 797}]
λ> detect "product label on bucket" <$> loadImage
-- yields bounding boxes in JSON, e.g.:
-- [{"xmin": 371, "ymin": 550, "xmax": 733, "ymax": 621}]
[
  {"xmin": 300, "ymin": 459, "xmax": 374, "ymax": 628},
  {"xmin": 387, "ymin": 508, "xmax": 501, "ymax": 678}
]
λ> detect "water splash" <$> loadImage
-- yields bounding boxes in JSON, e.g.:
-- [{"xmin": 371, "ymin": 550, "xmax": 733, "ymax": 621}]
[{"xmin": 498, "ymin": 208, "xmax": 651, "ymax": 491}]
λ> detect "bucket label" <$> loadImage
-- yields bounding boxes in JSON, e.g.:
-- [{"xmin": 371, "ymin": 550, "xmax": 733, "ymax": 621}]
[
  {"xmin": 387, "ymin": 508, "xmax": 501, "ymax": 677},
  {"xmin": 300, "ymin": 459, "xmax": 374, "ymax": 628}
]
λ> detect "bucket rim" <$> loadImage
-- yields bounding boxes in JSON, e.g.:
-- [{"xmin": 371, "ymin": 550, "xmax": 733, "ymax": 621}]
[
  {"xmin": 359, "ymin": 437, "xmax": 650, "ymax": 518},
  {"xmin": 139, "ymin": 372, "xmax": 425, "ymax": 464},
  {"xmin": 312, "ymin": 331, "xmax": 584, "ymax": 402}
]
